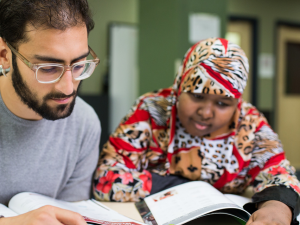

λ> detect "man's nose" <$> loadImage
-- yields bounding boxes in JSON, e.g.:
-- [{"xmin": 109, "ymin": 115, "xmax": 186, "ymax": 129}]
[
  {"xmin": 197, "ymin": 102, "xmax": 214, "ymax": 119},
  {"xmin": 55, "ymin": 69, "xmax": 74, "ymax": 96}
]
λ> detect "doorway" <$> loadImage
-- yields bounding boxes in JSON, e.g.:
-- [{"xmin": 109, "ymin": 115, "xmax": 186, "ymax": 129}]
[
  {"xmin": 226, "ymin": 18, "xmax": 257, "ymax": 105},
  {"xmin": 276, "ymin": 25, "xmax": 300, "ymax": 169}
]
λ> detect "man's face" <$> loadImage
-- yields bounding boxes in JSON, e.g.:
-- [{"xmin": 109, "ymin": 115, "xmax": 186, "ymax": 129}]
[{"xmin": 10, "ymin": 25, "xmax": 89, "ymax": 120}]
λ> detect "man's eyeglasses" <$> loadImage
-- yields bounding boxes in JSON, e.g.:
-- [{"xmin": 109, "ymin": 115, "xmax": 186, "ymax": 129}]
[{"xmin": 6, "ymin": 42, "xmax": 100, "ymax": 84}]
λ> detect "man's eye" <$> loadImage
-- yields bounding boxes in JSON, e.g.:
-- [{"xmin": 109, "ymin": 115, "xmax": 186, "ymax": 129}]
[
  {"xmin": 39, "ymin": 67, "xmax": 59, "ymax": 74},
  {"xmin": 73, "ymin": 65, "xmax": 85, "ymax": 71}
]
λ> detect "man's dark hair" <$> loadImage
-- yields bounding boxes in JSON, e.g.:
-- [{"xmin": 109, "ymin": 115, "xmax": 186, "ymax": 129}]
[{"xmin": 0, "ymin": 0, "xmax": 94, "ymax": 48}]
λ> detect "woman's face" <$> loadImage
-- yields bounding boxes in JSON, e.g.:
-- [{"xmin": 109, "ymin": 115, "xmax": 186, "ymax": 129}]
[{"xmin": 177, "ymin": 93, "xmax": 238, "ymax": 137}]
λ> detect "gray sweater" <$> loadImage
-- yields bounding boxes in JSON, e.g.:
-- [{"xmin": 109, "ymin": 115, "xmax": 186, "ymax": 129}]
[{"xmin": 0, "ymin": 95, "xmax": 101, "ymax": 206}]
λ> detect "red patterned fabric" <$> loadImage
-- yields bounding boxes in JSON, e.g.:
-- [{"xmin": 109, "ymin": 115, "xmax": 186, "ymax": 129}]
[
  {"xmin": 93, "ymin": 38, "xmax": 300, "ymax": 202},
  {"xmin": 93, "ymin": 88, "xmax": 300, "ymax": 201}
]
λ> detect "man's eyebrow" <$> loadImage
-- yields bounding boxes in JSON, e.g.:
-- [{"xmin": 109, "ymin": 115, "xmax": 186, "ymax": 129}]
[{"xmin": 33, "ymin": 51, "xmax": 90, "ymax": 64}]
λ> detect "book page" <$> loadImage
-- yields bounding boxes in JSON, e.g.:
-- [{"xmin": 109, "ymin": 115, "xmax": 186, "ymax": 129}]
[
  {"xmin": 9, "ymin": 192, "xmax": 144, "ymax": 225},
  {"xmin": 144, "ymin": 181, "xmax": 243, "ymax": 225},
  {"xmin": 224, "ymin": 194, "xmax": 251, "ymax": 208},
  {"xmin": 0, "ymin": 204, "xmax": 18, "ymax": 217}
]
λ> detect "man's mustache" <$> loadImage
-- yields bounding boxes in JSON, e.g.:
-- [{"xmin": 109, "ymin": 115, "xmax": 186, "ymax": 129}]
[{"xmin": 43, "ymin": 90, "xmax": 77, "ymax": 101}]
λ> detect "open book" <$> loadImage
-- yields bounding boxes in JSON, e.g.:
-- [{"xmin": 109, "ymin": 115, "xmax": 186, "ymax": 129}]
[
  {"xmin": 0, "ymin": 192, "xmax": 145, "ymax": 225},
  {"xmin": 135, "ymin": 181, "xmax": 252, "ymax": 225}
]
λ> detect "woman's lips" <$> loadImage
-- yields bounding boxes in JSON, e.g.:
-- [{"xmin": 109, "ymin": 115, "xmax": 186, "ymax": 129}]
[{"xmin": 194, "ymin": 121, "xmax": 210, "ymax": 130}]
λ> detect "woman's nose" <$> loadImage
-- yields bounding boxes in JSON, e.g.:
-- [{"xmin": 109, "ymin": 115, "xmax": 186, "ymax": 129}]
[{"xmin": 197, "ymin": 102, "xmax": 214, "ymax": 119}]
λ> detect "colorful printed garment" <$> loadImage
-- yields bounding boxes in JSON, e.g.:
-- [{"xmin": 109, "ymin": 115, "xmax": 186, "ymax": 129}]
[{"xmin": 93, "ymin": 38, "xmax": 300, "ymax": 222}]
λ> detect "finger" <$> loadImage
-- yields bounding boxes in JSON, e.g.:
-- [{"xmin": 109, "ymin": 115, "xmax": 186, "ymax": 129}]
[
  {"xmin": 245, "ymin": 215, "xmax": 254, "ymax": 225},
  {"xmin": 46, "ymin": 206, "xmax": 87, "ymax": 225},
  {"xmin": 7, "ymin": 209, "xmax": 64, "ymax": 225}
]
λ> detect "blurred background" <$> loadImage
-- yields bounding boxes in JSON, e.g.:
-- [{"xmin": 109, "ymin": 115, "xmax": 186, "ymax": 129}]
[{"xmin": 82, "ymin": 0, "xmax": 300, "ymax": 171}]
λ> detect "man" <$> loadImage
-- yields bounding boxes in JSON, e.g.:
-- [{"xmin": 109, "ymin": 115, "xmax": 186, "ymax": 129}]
[{"xmin": 0, "ymin": 0, "xmax": 101, "ymax": 224}]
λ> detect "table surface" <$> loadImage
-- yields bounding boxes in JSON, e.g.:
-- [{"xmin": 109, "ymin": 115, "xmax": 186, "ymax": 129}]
[{"xmin": 101, "ymin": 202, "xmax": 144, "ymax": 222}]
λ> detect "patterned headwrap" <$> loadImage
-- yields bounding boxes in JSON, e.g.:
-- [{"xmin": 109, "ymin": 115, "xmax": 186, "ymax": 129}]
[{"xmin": 173, "ymin": 38, "xmax": 249, "ymax": 99}]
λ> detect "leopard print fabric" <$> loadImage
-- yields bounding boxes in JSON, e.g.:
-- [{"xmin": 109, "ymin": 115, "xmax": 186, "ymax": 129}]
[
  {"xmin": 93, "ymin": 38, "xmax": 300, "ymax": 202},
  {"xmin": 93, "ymin": 88, "xmax": 300, "ymax": 202},
  {"xmin": 173, "ymin": 38, "xmax": 248, "ymax": 98}
]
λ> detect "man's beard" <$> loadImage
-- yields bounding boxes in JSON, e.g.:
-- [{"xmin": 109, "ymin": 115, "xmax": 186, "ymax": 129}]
[{"xmin": 11, "ymin": 53, "xmax": 78, "ymax": 121}]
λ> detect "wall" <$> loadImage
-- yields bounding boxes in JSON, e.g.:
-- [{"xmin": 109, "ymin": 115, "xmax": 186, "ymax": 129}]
[
  {"xmin": 84, "ymin": 0, "xmax": 228, "ymax": 96},
  {"xmin": 139, "ymin": 0, "xmax": 228, "ymax": 95},
  {"xmin": 81, "ymin": 0, "xmax": 139, "ymax": 95},
  {"xmin": 83, "ymin": 0, "xmax": 300, "ymax": 122},
  {"xmin": 84, "ymin": 0, "xmax": 300, "ymax": 103},
  {"xmin": 228, "ymin": 0, "xmax": 300, "ymax": 112}
]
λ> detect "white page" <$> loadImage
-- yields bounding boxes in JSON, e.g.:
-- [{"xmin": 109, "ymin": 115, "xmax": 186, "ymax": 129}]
[
  {"xmin": 297, "ymin": 214, "xmax": 300, "ymax": 222},
  {"xmin": 0, "ymin": 204, "xmax": 18, "ymax": 217},
  {"xmin": 144, "ymin": 181, "xmax": 240, "ymax": 225},
  {"xmin": 9, "ymin": 192, "xmax": 144, "ymax": 225},
  {"xmin": 224, "ymin": 194, "xmax": 251, "ymax": 208}
]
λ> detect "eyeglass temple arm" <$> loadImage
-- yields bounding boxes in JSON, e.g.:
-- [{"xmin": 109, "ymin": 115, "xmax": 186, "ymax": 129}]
[
  {"xmin": 88, "ymin": 46, "xmax": 100, "ymax": 66},
  {"xmin": 6, "ymin": 42, "xmax": 32, "ymax": 68}
]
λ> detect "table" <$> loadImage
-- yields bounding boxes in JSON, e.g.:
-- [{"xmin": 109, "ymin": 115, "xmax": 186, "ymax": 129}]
[{"xmin": 101, "ymin": 202, "xmax": 143, "ymax": 222}]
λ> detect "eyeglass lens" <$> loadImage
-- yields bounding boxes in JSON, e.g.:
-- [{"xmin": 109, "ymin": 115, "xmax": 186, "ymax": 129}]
[{"xmin": 36, "ymin": 62, "xmax": 96, "ymax": 83}]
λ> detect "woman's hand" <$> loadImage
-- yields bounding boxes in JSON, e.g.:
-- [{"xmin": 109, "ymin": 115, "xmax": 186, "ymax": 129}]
[{"xmin": 246, "ymin": 200, "xmax": 292, "ymax": 225}]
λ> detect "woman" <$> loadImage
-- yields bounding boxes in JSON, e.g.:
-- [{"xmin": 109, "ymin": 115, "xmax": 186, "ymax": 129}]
[{"xmin": 94, "ymin": 38, "xmax": 300, "ymax": 224}]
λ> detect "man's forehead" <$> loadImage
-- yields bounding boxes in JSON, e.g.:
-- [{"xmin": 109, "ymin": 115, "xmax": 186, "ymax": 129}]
[
  {"xmin": 23, "ymin": 23, "xmax": 87, "ymax": 40},
  {"xmin": 18, "ymin": 24, "xmax": 89, "ymax": 61}
]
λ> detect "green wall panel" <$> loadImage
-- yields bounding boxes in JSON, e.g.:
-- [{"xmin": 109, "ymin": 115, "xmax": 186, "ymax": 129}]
[{"xmin": 139, "ymin": 0, "xmax": 228, "ymax": 95}]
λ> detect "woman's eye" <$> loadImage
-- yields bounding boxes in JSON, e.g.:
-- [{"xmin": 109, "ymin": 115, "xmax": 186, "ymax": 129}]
[
  {"xmin": 192, "ymin": 94, "xmax": 203, "ymax": 99},
  {"xmin": 217, "ymin": 101, "xmax": 228, "ymax": 106}
]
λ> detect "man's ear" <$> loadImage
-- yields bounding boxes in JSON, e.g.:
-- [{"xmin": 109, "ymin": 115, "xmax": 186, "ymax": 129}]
[{"xmin": 0, "ymin": 37, "xmax": 11, "ymax": 70}]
